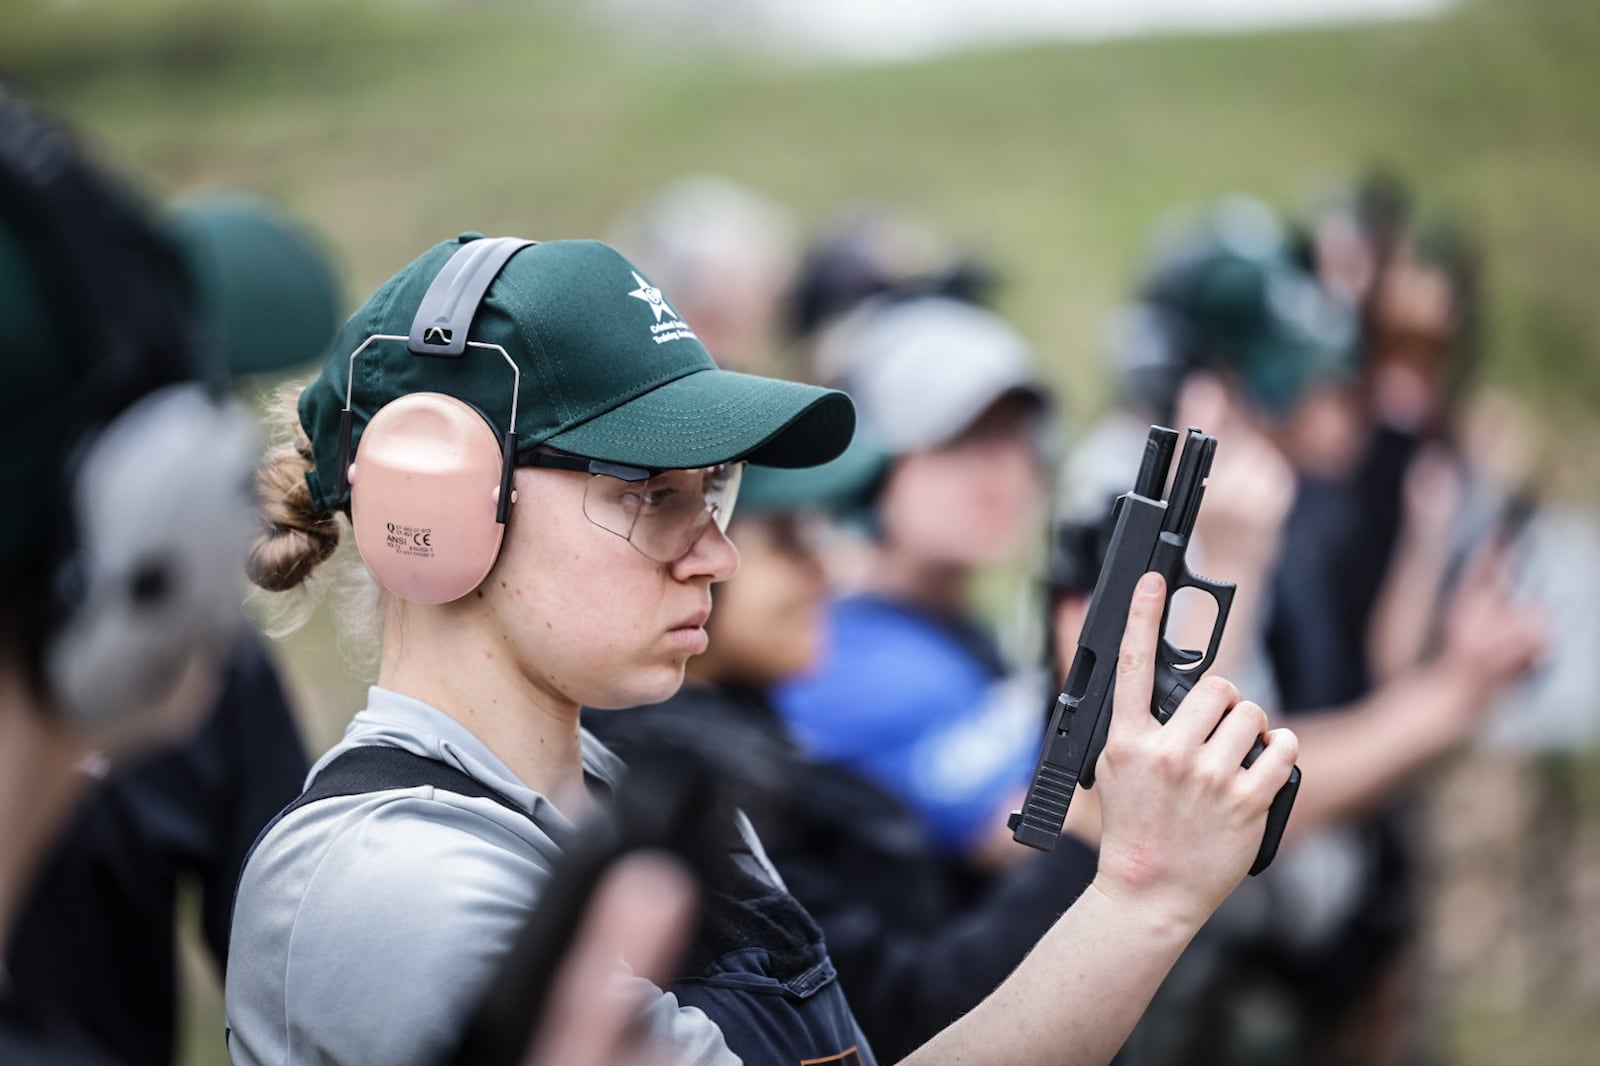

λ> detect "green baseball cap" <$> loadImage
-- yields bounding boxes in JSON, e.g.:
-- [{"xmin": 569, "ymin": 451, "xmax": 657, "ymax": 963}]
[
  {"xmin": 163, "ymin": 196, "xmax": 345, "ymax": 379},
  {"xmin": 1130, "ymin": 196, "xmax": 1357, "ymax": 417},
  {"xmin": 299, "ymin": 235, "xmax": 856, "ymax": 512},
  {"xmin": 0, "ymin": 195, "xmax": 341, "ymax": 416},
  {"xmin": 1185, "ymin": 252, "xmax": 1355, "ymax": 413}
]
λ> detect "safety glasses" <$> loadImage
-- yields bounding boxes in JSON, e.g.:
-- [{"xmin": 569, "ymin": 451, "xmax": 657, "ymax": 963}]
[{"xmin": 524, "ymin": 454, "xmax": 744, "ymax": 563}]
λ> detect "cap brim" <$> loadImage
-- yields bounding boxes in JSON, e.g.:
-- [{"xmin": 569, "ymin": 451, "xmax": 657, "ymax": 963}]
[
  {"xmin": 543, "ymin": 367, "xmax": 856, "ymax": 470},
  {"xmin": 164, "ymin": 196, "xmax": 342, "ymax": 378},
  {"xmin": 735, "ymin": 428, "xmax": 891, "ymax": 515},
  {"xmin": 1246, "ymin": 330, "xmax": 1355, "ymax": 413},
  {"xmin": 887, "ymin": 374, "xmax": 1050, "ymax": 455}
]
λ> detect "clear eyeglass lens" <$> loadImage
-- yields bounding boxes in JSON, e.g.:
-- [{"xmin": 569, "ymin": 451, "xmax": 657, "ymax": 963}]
[{"xmin": 581, "ymin": 462, "xmax": 744, "ymax": 562}]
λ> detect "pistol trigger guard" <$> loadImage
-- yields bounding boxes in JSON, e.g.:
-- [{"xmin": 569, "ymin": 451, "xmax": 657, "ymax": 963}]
[
  {"xmin": 1171, "ymin": 566, "xmax": 1236, "ymax": 678},
  {"xmin": 1173, "ymin": 565, "xmax": 1235, "ymax": 599}
]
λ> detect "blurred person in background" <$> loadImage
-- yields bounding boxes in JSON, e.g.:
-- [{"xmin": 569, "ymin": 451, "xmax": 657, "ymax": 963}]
[
  {"xmin": 588, "ymin": 455, "xmax": 1100, "ymax": 1063},
  {"xmin": 8, "ymin": 639, "xmax": 311, "ymax": 1066},
  {"xmin": 0, "ymin": 87, "xmax": 338, "ymax": 1063},
  {"xmin": 1304, "ymin": 187, "xmax": 1600, "ymax": 1034},
  {"xmin": 228, "ymin": 230, "xmax": 1298, "ymax": 1066},
  {"xmin": 2, "ymin": 121, "xmax": 343, "ymax": 1066},
  {"xmin": 1057, "ymin": 194, "xmax": 1544, "ymax": 1066},
  {"xmin": 1274, "ymin": 176, "xmax": 1476, "ymax": 712},
  {"xmin": 774, "ymin": 294, "xmax": 1058, "ymax": 875},
  {"xmin": 606, "ymin": 174, "xmax": 800, "ymax": 373}
]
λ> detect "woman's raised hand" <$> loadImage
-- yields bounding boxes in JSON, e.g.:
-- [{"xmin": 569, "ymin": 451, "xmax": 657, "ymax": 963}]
[{"xmin": 1090, "ymin": 573, "xmax": 1300, "ymax": 929}]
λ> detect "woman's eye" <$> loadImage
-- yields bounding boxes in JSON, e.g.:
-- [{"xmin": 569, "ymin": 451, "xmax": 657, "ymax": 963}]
[{"xmin": 639, "ymin": 487, "xmax": 678, "ymax": 509}]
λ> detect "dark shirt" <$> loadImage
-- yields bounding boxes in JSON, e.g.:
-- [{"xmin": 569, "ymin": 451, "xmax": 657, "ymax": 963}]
[
  {"xmin": 0, "ymin": 990, "xmax": 123, "ymax": 1066},
  {"xmin": 1268, "ymin": 425, "xmax": 1421, "ymax": 713},
  {"xmin": 1255, "ymin": 426, "xmax": 1426, "ymax": 1027},
  {"xmin": 7, "ymin": 635, "xmax": 309, "ymax": 1066}
]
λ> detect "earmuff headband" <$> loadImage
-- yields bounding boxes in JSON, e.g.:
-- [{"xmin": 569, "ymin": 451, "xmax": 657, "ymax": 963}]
[
  {"xmin": 335, "ymin": 238, "xmax": 537, "ymax": 524},
  {"xmin": 409, "ymin": 237, "xmax": 536, "ymax": 357}
]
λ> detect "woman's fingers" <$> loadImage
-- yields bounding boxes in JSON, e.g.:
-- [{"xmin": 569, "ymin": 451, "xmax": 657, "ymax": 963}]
[
  {"xmin": 1198, "ymin": 698, "xmax": 1270, "ymax": 776},
  {"xmin": 1164, "ymin": 674, "xmax": 1242, "ymax": 748},
  {"xmin": 1249, "ymin": 728, "xmax": 1301, "ymax": 790},
  {"xmin": 1093, "ymin": 563, "xmax": 1300, "ymax": 917},
  {"xmin": 1110, "ymin": 572, "xmax": 1165, "ymax": 742}
]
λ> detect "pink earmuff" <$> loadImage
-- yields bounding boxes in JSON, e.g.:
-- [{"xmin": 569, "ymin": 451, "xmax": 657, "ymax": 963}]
[{"xmin": 348, "ymin": 393, "xmax": 515, "ymax": 604}]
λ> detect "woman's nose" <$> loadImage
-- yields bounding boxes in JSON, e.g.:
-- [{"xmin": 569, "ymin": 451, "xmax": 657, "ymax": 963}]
[{"xmin": 673, "ymin": 517, "xmax": 741, "ymax": 583}]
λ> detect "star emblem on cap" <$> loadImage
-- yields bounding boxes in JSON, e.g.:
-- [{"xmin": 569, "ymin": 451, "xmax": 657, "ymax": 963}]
[{"xmin": 627, "ymin": 270, "xmax": 679, "ymax": 323}]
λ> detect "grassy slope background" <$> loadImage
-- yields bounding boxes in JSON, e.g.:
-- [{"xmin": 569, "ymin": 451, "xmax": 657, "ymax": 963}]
[
  {"xmin": 6, "ymin": 0, "xmax": 1600, "ymax": 432},
  {"xmin": 4, "ymin": 1, "xmax": 1599, "ymax": 1063}
]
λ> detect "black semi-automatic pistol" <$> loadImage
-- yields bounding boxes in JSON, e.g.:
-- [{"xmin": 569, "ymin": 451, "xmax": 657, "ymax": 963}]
[{"xmin": 1010, "ymin": 425, "xmax": 1299, "ymax": 876}]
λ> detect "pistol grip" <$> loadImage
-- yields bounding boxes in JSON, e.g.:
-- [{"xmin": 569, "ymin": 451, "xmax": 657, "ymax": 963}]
[{"xmin": 1243, "ymin": 735, "xmax": 1299, "ymax": 876}]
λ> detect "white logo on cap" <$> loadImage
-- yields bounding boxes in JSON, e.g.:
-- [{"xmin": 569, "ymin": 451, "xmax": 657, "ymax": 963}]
[
  {"xmin": 627, "ymin": 271, "xmax": 679, "ymax": 323},
  {"xmin": 626, "ymin": 270, "xmax": 699, "ymax": 346}
]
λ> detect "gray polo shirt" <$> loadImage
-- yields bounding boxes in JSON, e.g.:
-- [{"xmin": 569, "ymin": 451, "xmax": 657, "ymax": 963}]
[{"xmin": 225, "ymin": 686, "xmax": 736, "ymax": 1066}]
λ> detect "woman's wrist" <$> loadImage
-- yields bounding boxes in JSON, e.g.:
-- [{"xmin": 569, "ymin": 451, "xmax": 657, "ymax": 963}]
[{"xmin": 1086, "ymin": 870, "xmax": 1215, "ymax": 948}]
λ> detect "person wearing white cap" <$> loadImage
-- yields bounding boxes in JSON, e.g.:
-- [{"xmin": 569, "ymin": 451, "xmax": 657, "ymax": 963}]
[{"xmin": 775, "ymin": 295, "xmax": 1058, "ymax": 870}]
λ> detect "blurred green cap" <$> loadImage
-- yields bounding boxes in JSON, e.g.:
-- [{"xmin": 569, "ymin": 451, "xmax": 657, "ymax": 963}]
[
  {"xmin": 1136, "ymin": 196, "xmax": 1357, "ymax": 416},
  {"xmin": 163, "ymin": 195, "xmax": 344, "ymax": 378},
  {"xmin": 735, "ymin": 427, "xmax": 890, "ymax": 517},
  {"xmin": 0, "ymin": 180, "xmax": 342, "ymax": 562}
]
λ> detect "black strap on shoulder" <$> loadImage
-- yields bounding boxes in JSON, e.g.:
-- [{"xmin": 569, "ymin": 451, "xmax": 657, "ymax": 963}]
[
  {"xmin": 280, "ymin": 745, "xmax": 532, "ymax": 823},
  {"xmin": 240, "ymin": 745, "xmax": 534, "ymax": 883},
  {"xmin": 230, "ymin": 745, "xmax": 538, "ymax": 948}
]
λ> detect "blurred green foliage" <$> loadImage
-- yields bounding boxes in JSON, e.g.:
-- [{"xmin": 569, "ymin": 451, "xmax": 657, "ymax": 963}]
[{"xmin": 4, "ymin": 0, "xmax": 1599, "ymax": 445}]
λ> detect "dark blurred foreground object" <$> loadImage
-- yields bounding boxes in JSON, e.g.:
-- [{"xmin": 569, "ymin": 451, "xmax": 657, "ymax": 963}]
[
  {"xmin": 446, "ymin": 743, "xmax": 738, "ymax": 1066},
  {"xmin": 0, "ymin": 85, "xmax": 340, "ymax": 733},
  {"xmin": 0, "ymin": 84, "xmax": 338, "ymax": 1064},
  {"xmin": 7, "ymin": 636, "xmax": 308, "ymax": 1066}
]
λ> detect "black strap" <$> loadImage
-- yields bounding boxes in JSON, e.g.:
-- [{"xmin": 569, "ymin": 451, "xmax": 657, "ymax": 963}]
[
  {"xmin": 239, "ymin": 745, "xmax": 534, "ymax": 886},
  {"xmin": 282, "ymin": 745, "xmax": 530, "ymax": 823},
  {"xmin": 230, "ymin": 745, "xmax": 537, "ymax": 963}
]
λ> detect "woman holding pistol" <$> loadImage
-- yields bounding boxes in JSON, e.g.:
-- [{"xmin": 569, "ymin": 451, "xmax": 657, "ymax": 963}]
[{"xmin": 226, "ymin": 234, "xmax": 1299, "ymax": 1066}]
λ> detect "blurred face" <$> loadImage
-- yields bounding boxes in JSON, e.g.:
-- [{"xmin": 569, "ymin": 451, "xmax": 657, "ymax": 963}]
[
  {"xmin": 471, "ymin": 464, "xmax": 741, "ymax": 710},
  {"xmin": 87, "ymin": 650, "xmax": 224, "ymax": 760},
  {"xmin": 1277, "ymin": 380, "xmax": 1368, "ymax": 479},
  {"xmin": 878, "ymin": 394, "xmax": 1048, "ymax": 569},
  {"xmin": 699, "ymin": 513, "xmax": 828, "ymax": 689},
  {"xmin": 1371, "ymin": 253, "xmax": 1457, "ymax": 360}
]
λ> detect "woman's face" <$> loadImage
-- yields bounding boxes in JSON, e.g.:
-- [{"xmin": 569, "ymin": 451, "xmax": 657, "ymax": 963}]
[
  {"xmin": 877, "ymin": 394, "xmax": 1048, "ymax": 569},
  {"xmin": 699, "ymin": 513, "xmax": 828, "ymax": 689},
  {"xmin": 476, "ymin": 465, "xmax": 741, "ymax": 710}
]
